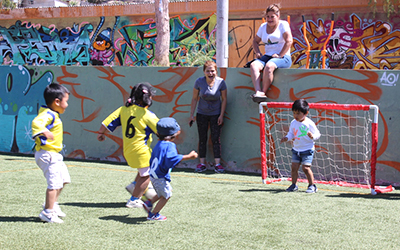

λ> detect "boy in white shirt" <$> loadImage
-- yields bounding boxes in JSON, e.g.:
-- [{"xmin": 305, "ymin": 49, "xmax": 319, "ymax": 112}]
[{"xmin": 280, "ymin": 99, "xmax": 321, "ymax": 193}]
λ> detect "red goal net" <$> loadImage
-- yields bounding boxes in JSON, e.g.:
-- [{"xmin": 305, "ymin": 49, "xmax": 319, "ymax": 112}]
[{"xmin": 258, "ymin": 102, "xmax": 393, "ymax": 195}]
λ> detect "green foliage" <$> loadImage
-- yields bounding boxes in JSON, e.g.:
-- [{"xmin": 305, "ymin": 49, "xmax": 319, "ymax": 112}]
[
  {"xmin": 177, "ymin": 38, "xmax": 216, "ymax": 67},
  {"xmin": 87, "ymin": 0, "xmax": 103, "ymax": 4},
  {"xmin": 0, "ymin": 0, "xmax": 16, "ymax": 9},
  {"xmin": 369, "ymin": 0, "xmax": 400, "ymax": 18}
]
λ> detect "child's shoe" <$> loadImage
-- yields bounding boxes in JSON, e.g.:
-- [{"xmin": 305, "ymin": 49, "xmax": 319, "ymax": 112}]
[
  {"xmin": 42, "ymin": 202, "xmax": 66, "ymax": 217},
  {"xmin": 147, "ymin": 212, "xmax": 167, "ymax": 221},
  {"xmin": 39, "ymin": 210, "xmax": 64, "ymax": 223},
  {"xmin": 195, "ymin": 164, "xmax": 207, "ymax": 173},
  {"xmin": 143, "ymin": 200, "xmax": 153, "ymax": 213},
  {"xmin": 286, "ymin": 183, "xmax": 298, "ymax": 192},
  {"xmin": 214, "ymin": 164, "xmax": 225, "ymax": 173},
  {"xmin": 306, "ymin": 184, "xmax": 318, "ymax": 193},
  {"xmin": 126, "ymin": 197, "xmax": 144, "ymax": 208}
]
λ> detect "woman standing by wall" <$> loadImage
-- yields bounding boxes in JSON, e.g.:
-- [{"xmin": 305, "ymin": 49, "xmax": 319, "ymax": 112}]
[{"xmin": 189, "ymin": 61, "xmax": 227, "ymax": 173}]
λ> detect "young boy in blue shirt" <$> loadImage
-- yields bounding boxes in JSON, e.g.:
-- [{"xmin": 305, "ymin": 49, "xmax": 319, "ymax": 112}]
[{"xmin": 144, "ymin": 117, "xmax": 198, "ymax": 221}]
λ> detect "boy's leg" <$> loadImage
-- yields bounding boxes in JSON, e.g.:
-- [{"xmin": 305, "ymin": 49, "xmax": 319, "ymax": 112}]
[
  {"xmin": 132, "ymin": 174, "xmax": 150, "ymax": 198},
  {"xmin": 151, "ymin": 197, "xmax": 169, "ymax": 215},
  {"xmin": 291, "ymin": 162, "xmax": 301, "ymax": 184},
  {"xmin": 44, "ymin": 189, "xmax": 58, "ymax": 210},
  {"xmin": 302, "ymin": 165, "xmax": 315, "ymax": 186}
]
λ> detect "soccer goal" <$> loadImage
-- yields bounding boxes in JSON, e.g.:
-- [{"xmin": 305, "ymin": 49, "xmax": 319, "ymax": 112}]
[{"xmin": 258, "ymin": 101, "xmax": 393, "ymax": 195}]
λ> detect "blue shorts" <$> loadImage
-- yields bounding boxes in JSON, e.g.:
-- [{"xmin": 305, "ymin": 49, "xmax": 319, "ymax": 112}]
[
  {"xmin": 291, "ymin": 149, "xmax": 314, "ymax": 165},
  {"xmin": 254, "ymin": 54, "xmax": 292, "ymax": 69},
  {"xmin": 150, "ymin": 177, "xmax": 172, "ymax": 199}
]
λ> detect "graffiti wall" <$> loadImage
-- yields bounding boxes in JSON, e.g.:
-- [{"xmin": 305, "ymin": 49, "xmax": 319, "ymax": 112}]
[
  {"xmin": 1, "ymin": 65, "xmax": 400, "ymax": 186},
  {"xmin": 0, "ymin": 14, "xmax": 217, "ymax": 66},
  {"xmin": 0, "ymin": 11, "xmax": 399, "ymax": 69}
]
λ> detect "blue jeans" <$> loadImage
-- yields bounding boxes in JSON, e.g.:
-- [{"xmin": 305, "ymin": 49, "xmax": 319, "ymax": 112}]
[
  {"xmin": 254, "ymin": 54, "xmax": 292, "ymax": 69},
  {"xmin": 291, "ymin": 149, "xmax": 314, "ymax": 165}
]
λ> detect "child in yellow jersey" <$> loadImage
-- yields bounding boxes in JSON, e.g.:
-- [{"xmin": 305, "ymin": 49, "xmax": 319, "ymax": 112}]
[
  {"xmin": 32, "ymin": 83, "xmax": 70, "ymax": 223},
  {"xmin": 97, "ymin": 82, "xmax": 159, "ymax": 208}
]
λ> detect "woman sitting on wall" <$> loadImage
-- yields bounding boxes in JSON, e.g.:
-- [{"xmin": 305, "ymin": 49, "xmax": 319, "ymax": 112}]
[{"xmin": 250, "ymin": 3, "xmax": 293, "ymax": 102}]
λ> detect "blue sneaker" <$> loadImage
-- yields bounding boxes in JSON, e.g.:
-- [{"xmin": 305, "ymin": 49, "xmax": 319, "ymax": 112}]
[
  {"xmin": 286, "ymin": 183, "xmax": 298, "ymax": 192},
  {"xmin": 147, "ymin": 212, "xmax": 167, "ymax": 221},
  {"xmin": 306, "ymin": 184, "xmax": 318, "ymax": 193}
]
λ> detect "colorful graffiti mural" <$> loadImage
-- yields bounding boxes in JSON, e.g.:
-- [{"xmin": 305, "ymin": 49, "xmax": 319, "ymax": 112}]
[
  {"xmin": 0, "ymin": 12, "xmax": 398, "ymax": 69},
  {"xmin": 0, "ymin": 14, "xmax": 217, "ymax": 67},
  {"xmin": 291, "ymin": 13, "xmax": 400, "ymax": 70}
]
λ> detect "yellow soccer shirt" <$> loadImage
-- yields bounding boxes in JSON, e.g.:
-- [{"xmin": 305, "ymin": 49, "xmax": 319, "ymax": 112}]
[
  {"xmin": 102, "ymin": 104, "xmax": 159, "ymax": 168},
  {"xmin": 31, "ymin": 106, "xmax": 64, "ymax": 153}
]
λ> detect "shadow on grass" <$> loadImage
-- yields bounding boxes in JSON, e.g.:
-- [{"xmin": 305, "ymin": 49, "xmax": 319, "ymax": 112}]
[
  {"xmin": 0, "ymin": 216, "xmax": 42, "ymax": 223},
  {"xmin": 99, "ymin": 214, "xmax": 147, "ymax": 224},
  {"xmin": 62, "ymin": 202, "xmax": 126, "ymax": 208},
  {"xmin": 326, "ymin": 192, "xmax": 400, "ymax": 200},
  {"xmin": 239, "ymin": 188, "xmax": 286, "ymax": 194}
]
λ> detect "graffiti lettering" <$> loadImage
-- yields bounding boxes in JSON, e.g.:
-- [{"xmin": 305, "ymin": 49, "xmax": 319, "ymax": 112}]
[{"xmin": 380, "ymin": 72, "xmax": 399, "ymax": 86}]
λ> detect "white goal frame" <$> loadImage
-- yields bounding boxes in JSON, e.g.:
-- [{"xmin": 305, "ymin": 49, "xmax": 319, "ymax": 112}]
[{"xmin": 258, "ymin": 102, "xmax": 385, "ymax": 194}]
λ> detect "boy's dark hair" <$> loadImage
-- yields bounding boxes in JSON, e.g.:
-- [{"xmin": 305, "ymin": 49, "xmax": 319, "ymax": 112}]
[
  {"xmin": 292, "ymin": 99, "xmax": 309, "ymax": 114},
  {"xmin": 126, "ymin": 82, "xmax": 155, "ymax": 107},
  {"xmin": 44, "ymin": 83, "xmax": 70, "ymax": 106}
]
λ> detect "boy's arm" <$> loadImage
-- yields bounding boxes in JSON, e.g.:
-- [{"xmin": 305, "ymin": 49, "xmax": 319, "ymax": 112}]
[
  {"xmin": 309, "ymin": 122, "xmax": 321, "ymax": 140},
  {"xmin": 31, "ymin": 112, "xmax": 54, "ymax": 140},
  {"xmin": 97, "ymin": 124, "xmax": 107, "ymax": 141},
  {"xmin": 181, "ymin": 151, "xmax": 198, "ymax": 161}
]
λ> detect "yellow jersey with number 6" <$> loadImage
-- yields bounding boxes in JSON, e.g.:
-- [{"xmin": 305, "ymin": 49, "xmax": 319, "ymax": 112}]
[{"xmin": 102, "ymin": 104, "xmax": 159, "ymax": 168}]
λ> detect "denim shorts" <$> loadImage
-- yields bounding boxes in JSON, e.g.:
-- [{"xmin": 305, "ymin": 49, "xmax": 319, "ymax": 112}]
[
  {"xmin": 254, "ymin": 54, "xmax": 292, "ymax": 69},
  {"xmin": 150, "ymin": 177, "xmax": 172, "ymax": 199},
  {"xmin": 291, "ymin": 149, "xmax": 314, "ymax": 165}
]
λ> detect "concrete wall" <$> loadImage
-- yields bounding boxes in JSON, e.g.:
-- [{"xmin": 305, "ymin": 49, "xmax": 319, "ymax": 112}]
[
  {"xmin": 1, "ymin": 65, "xmax": 400, "ymax": 186},
  {"xmin": 0, "ymin": 1, "xmax": 399, "ymax": 69}
]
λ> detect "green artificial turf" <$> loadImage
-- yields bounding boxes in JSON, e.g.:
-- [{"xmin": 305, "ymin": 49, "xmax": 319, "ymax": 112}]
[{"xmin": 1, "ymin": 154, "xmax": 400, "ymax": 249}]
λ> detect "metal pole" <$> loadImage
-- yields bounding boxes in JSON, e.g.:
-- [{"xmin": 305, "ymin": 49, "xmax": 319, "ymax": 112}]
[{"xmin": 216, "ymin": 0, "xmax": 229, "ymax": 68}]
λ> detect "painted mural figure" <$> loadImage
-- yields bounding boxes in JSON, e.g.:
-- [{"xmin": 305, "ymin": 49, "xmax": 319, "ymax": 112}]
[
  {"xmin": 97, "ymin": 83, "xmax": 159, "ymax": 209},
  {"xmin": 90, "ymin": 28, "xmax": 114, "ymax": 65},
  {"xmin": 32, "ymin": 83, "xmax": 71, "ymax": 223},
  {"xmin": 249, "ymin": 3, "xmax": 293, "ymax": 103},
  {"xmin": 280, "ymin": 99, "xmax": 321, "ymax": 193},
  {"xmin": 189, "ymin": 61, "xmax": 227, "ymax": 173}
]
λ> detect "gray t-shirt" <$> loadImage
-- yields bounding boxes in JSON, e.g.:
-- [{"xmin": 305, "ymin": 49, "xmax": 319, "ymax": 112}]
[{"xmin": 194, "ymin": 76, "xmax": 227, "ymax": 116}]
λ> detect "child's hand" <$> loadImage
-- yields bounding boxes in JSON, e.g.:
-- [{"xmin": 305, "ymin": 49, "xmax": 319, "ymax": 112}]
[
  {"xmin": 97, "ymin": 133, "xmax": 106, "ymax": 141},
  {"xmin": 307, "ymin": 131, "xmax": 313, "ymax": 139},
  {"xmin": 42, "ymin": 131, "xmax": 54, "ymax": 141},
  {"xmin": 189, "ymin": 151, "xmax": 198, "ymax": 159},
  {"xmin": 280, "ymin": 137, "xmax": 288, "ymax": 143}
]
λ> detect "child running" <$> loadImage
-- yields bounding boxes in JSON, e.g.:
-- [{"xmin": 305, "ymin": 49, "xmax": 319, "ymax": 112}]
[
  {"xmin": 280, "ymin": 99, "xmax": 321, "ymax": 193},
  {"xmin": 144, "ymin": 117, "xmax": 198, "ymax": 220},
  {"xmin": 32, "ymin": 83, "xmax": 71, "ymax": 223},
  {"xmin": 97, "ymin": 82, "xmax": 159, "ymax": 208}
]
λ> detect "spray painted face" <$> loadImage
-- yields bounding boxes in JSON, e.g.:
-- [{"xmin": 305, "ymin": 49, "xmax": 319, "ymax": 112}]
[
  {"xmin": 327, "ymin": 27, "xmax": 352, "ymax": 61},
  {"xmin": 93, "ymin": 37, "xmax": 111, "ymax": 51}
]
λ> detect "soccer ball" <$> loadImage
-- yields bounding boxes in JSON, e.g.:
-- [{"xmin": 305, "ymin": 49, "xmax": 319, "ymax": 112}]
[
  {"xmin": 125, "ymin": 182, "xmax": 157, "ymax": 201},
  {"xmin": 143, "ymin": 183, "xmax": 157, "ymax": 201}
]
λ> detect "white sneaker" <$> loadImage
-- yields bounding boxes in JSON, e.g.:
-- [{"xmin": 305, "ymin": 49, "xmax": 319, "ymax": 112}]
[
  {"xmin": 125, "ymin": 182, "xmax": 135, "ymax": 195},
  {"xmin": 126, "ymin": 198, "xmax": 144, "ymax": 208},
  {"xmin": 42, "ymin": 202, "xmax": 66, "ymax": 217},
  {"xmin": 39, "ymin": 210, "xmax": 64, "ymax": 223}
]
